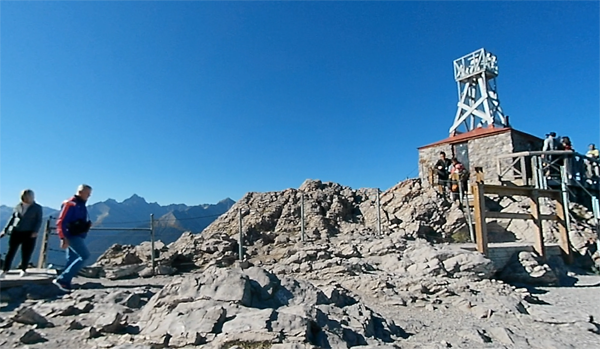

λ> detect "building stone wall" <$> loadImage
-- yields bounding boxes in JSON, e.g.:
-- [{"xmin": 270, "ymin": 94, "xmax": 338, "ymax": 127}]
[
  {"xmin": 512, "ymin": 131, "xmax": 543, "ymax": 152},
  {"xmin": 467, "ymin": 131, "xmax": 514, "ymax": 185},
  {"xmin": 418, "ymin": 143, "xmax": 453, "ymax": 187},
  {"xmin": 418, "ymin": 129, "xmax": 543, "ymax": 189}
]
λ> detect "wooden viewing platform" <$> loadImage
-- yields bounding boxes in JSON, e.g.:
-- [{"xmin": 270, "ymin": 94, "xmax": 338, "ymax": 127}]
[{"xmin": 0, "ymin": 268, "xmax": 57, "ymax": 289}]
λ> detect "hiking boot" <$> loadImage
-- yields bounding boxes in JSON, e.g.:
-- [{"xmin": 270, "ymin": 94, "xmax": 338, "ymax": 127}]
[{"xmin": 52, "ymin": 279, "xmax": 72, "ymax": 293}]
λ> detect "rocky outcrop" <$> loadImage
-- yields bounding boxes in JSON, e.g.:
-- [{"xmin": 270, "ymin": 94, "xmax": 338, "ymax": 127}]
[
  {"xmin": 202, "ymin": 179, "xmax": 467, "ymax": 244},
  {"xmin": 2, "ymin": 178, "xmax": 600, "ymax": 349},
  {"xmin": 138, "ymin": 266, "xmax": 404, "ymax": 348}
]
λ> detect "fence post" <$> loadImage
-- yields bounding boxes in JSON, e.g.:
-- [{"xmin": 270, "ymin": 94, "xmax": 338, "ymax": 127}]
[
  {"xmin": 37, "ymin": 217, "xmax": 52, "ymax": 269},
  {"xmin": 376, "ymin": 188, "xmax": 382, "ymax": 236},
  {"xmin": 238, "ymin": 208, "xmax": 243, "ymax": 261},
  {"xmin": 301, "ymin": 194, "xmax": 305, "ymax": 242},
  {"xmin": 150, "ymin": 214, "xmax": 155, "ymax": 276}
]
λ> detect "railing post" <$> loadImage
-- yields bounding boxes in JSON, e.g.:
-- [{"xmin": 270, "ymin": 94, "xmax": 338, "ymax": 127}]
[
  {"xmin": 37, "ymin": 217, "xmax": 52, "ymax": 269},
  {"xmin": 238, "ymin": 208, "xmax": 243, "ymax": 261},
  {"xmin": 150, "ymin": 214, "xmax": 155, "ymax": 275},
  {"xmin": 560, "ymin": 166, "xmax": 572, "ymax": 235},
  {"xmin": 376, "ymin": 188, "xmax": 382, "ymax": 236},
  {"xmin": 472, "ymin": 183, "xmax": 488, "ymax": 255},
  {"xmin": 530, "ymin": 189, "xmax": 545, "ymax": 259},
  {"xmin": 519, "ymin": 156, "xmax": 527, "ymax": 185},
  {"xmin": 554, "ymin": 190, "xmax": 573, "ymax": 264},
  {"xmin": 592, "ymin": 197, "xmax": 600, "ymax": 250},
  {"xmin": 301, "ymin": 194, "xmax": 305, "ymax": 242},
  {"xmin": 531, "ymin": 157, "xmax": 539, "ymax": 189},
  {"xmin": 462, "ymin": 189, "xmax": 475, "ymax": 243}
]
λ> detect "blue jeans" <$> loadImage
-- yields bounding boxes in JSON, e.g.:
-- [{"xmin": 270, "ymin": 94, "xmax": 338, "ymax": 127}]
[{"xmin": 57, "ymin": 236, "xmax": 89, "ymax": 284}]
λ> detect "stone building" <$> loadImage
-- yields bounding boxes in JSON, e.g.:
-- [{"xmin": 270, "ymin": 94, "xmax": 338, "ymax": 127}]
[{"xmin": 418, "ymin": 126, "xmax": 543, "ymax": 188}]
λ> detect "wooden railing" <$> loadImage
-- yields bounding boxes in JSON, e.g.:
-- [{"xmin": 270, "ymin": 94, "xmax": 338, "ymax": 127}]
[
  {"xmin": 496, "ymin": 150, "xmax": 600, "ymax": 188},
  {"xmin": 471, "ymin": 182, "xmax": 572, "ymax": 264}
]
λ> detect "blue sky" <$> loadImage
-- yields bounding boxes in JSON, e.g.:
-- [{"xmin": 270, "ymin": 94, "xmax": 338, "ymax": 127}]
[{"xmin": 1, "ymin": 1, "xmax": 598, "ymax": 208}]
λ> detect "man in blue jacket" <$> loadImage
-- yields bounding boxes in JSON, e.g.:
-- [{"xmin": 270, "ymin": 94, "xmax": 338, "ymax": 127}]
[{"xmin": 52, "ymin": 184, "xmax": 92, "ymax": 292}]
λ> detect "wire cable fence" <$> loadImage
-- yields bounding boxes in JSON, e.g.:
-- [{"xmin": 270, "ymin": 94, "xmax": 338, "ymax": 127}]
[
  {"xmin": 33, "ymin": 188, "xmax": 388, "ymax": 272},
  {"xmin": 37, "ymin": 210, "xmax": 248, "ymax": 275}
]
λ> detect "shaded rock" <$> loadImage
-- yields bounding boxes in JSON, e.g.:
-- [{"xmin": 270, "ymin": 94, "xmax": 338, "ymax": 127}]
[
  {"xmin": 156, "ymin": 265, "xmax": 177, "ymax": 275},
  {"xmin": 125, "ymin": 293, "xmax": 142, "ymax": 309},
  {"xmin": 88, "ymin": 326, "xmax": 101, "ymax": 339},
  {"xmin": 497, "ymin": 251, "xmax": 558, "ymax": 285},
  {"xmin": 2, "ymin": 286, "xmax": 25, "ymax": 302},
  {"xmin": 20, "ymin": 329, "xmax": 46, "ymax": 344},
  {"xmin": 95, "ymin": 311, "xmax": 128, "ymax": 334},
  {"xmin": 23, "ymin": 283, "xmax": 64, "ymax": 300},
  {"xmin": 0, "ymin": 317, "xmax": 12, "ymax": 329},
  {"xmin": 13, "ymin": 307, "xmax": 51, "ymax": 328},
  {"xmin": 57, "ymin": 301, "xmax": 94, "ymax": 316},
  {"xmin": 244, "ymin": 266, "xmax": 279, "ymax": 303},
  {"xmin": 68, "ymin": 320, "xmax": 85, "ymax": 330}
]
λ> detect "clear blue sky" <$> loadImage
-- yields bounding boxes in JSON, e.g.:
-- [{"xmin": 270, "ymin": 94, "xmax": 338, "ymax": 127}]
[{"xmin": 1, "ymin": 1, "xmax": 598, "ymax": 208}]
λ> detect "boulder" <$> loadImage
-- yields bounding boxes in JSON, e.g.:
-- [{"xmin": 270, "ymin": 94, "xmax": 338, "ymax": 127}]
[
  {"xmin": 497, "ymin": 251, "xmax": 559, "ymax": 285},
  {"xmin": 20, "ymin": 329, "xmax": 46, "ymax": 344},
  {"xmin": 12, "ymin": 307, "xmax": 51, "ymax": 328},
  {"xmin": 95, "ymin": 311, "xmax": 128, "ymax": 334}
]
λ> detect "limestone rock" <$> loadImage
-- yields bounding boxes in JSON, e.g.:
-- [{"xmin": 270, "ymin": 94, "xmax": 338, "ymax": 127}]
[
  {"xmin": 104, "ymin": 264, "xmax": 146, "ymax": 280},
  {"xmin": 95, "ymin": 311, "xmax": 128, "ymax": 334},
  {"xmin": 221, "ymin": 308, "xmax": 274, "ymax": 333},
  {"xmin": 20, "ymin": 329, "xmax": 46, "ymax": 344},
  {"xmin": 497, "ymin": 251, "xmax": 559, "ymax": 285},
  {"xmin": 68, "ymin": 320, "xmax": 85, "ymax": 330},
  {"xmin": 124, "ymin": 294, "xmax": 143, "ymax": 309},
  {"xmin": 13, "ymin": 307, "xmax": 51, "ymax": 328}
]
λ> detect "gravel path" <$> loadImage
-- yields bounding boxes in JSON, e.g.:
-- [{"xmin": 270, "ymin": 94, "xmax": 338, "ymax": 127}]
[{"xmin": 359, "ymin": 273, "xmax": 600, "ymax": 349}]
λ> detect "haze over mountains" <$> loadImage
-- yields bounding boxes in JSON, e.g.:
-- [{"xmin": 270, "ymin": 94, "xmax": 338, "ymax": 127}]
[{"xmin": 0, "ymin": 194, "xmax": 234, "ymax": 267}]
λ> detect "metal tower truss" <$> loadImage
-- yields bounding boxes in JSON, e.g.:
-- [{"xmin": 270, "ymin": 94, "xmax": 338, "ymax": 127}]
[{"xmin": 449, "ymin": 48, "xmax": 508, "ymax": 135}]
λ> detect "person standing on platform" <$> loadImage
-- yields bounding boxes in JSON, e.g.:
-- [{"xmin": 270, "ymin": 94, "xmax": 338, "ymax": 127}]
[
  {"xmin": 0, "ymin": 189, "xmax": 43, "ymax": 278},
  {"xmin": 434, "ymin": 151, "xmax": 452, "ymax": 193}
]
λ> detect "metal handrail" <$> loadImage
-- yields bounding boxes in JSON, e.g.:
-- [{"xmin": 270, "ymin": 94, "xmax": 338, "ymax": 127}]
[
  {"xmin": 497, "ymin": 150, "xmax": 600, "ymax": 186},
  {"xmin": 497, "ymin": 150, "xmax": 600, "ymax": 164}
]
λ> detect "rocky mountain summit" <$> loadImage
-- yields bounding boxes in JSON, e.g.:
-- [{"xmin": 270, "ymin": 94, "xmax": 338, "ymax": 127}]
[{"xmin": 1, "ymin": 178, "xmax": 600, "ymax": 348}]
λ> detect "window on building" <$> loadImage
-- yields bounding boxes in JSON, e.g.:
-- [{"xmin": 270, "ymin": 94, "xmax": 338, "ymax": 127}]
[{"xmin": 453, "ymin": 142, "xmax": 470, "ymax": 169}]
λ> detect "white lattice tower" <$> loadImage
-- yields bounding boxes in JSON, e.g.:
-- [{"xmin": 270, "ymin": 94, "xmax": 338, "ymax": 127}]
[{"xmin": 449, "ymin": 48, "xmax": 508, "ymax": 135}]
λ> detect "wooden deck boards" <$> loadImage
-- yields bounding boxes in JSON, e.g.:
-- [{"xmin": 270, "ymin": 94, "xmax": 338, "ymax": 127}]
[{"xmin": 0, "ymin": 268, "xmax": 57, "ymax": 289}]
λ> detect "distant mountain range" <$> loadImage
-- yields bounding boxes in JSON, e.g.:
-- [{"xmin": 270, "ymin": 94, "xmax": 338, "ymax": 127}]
[{"xmin": 0, "ymin": 195, "xmax": 234, "ymax": 268}]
